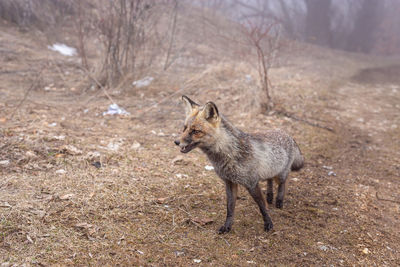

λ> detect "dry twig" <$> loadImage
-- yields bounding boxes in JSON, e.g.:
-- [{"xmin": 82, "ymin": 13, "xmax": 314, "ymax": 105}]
[
  {"xmin": 275, "ymin": 109, "xmax": 335, "ymax": 132},
  {"xmin": 376, "ymin": 191, "xmax": 400, "ymax": 204},
  {"xmin": 9, "ymin": 68, "xmax": 44, "ymax": 120}
]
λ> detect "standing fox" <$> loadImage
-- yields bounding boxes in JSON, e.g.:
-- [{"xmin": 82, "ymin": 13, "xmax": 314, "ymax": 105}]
[{"xmin": 174, "ymin": 96, "xmax": 304, "ymax": 233}]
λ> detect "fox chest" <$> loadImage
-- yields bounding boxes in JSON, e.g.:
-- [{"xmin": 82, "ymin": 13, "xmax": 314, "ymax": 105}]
[{"xmin": 212, "ymin": 160, "xmax": 249, "ymax": 185}]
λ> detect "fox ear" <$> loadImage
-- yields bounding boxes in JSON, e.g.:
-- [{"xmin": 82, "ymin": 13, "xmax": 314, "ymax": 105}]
[
  {"xmin": 203, "ymin": 102, "xmax": 219, "ymax": 122},
  {"xmin": 182, "ymin": 95, "xmax": 199, "ymax": 116}
]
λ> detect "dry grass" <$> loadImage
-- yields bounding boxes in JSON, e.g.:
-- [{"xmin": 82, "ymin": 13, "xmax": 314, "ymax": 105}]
[{"xmin": 1, "ymin": 8, "xmax": 400, "ymax": 266}]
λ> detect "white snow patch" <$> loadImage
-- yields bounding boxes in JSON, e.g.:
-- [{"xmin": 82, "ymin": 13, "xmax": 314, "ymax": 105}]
[
  {"xmin": 132, "ymin": 76, "xmax": 154, "ymax": 88},
  {"xmin": 48, "ymin": 43, "xmax": 77, "ymax": 56},
  {"xmin": 103, "ymin": 104, "xmax": 130, "ymax": 116},
  {"xmin": 205, "ymin": 165, "xmax": 214, "ymax": 171}
]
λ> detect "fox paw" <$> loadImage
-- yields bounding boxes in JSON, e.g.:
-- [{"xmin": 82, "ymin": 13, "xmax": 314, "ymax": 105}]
[
  {"xmin": 218, "ymin": 225, "xmax": 231, "ymax": 234},
  {"xmin": 264, "ymin": 221, "xmax": 273, "ymax": 232},
  {"xmin": 266, "ymin": 193, "xmax": 273, "ymax": 204},
  {"xmin": 276, "ymin": 199, "xmax": 283, "ymax": 209}
]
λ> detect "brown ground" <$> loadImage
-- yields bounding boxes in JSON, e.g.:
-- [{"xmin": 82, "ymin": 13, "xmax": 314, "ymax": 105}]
[{"xmin": 1, "ymin": 23, "xmax": 400, "ymax": 266}]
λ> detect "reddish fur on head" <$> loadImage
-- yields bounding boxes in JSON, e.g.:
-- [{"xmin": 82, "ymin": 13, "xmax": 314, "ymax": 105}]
[{"xmin": 175, "ymin": 96, "xmax": 220, "ymax": 153}]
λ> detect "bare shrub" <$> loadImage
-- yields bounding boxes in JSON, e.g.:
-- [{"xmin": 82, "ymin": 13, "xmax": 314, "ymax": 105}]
[
  {"xmin": 94, "ymin": 0, "xmax": 166, "ymax": 87},
  {"xmin": 241, "ymin": 19, "xmax": 281, "ymax": 112},
  {"xmin": 0, "ymin": 0, "xmax": 74, "ymax": 29}
]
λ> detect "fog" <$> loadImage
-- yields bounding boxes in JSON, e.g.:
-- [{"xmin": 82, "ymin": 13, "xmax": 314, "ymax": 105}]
[{"xmin": 195, "ymin": 0, "xmax": 400, "ymax": 55}]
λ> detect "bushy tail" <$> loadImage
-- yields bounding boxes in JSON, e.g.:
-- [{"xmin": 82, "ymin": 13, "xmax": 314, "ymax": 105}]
[{"xmin": 291, "ymin": 141, "xmax": 304, "ymax": 171}]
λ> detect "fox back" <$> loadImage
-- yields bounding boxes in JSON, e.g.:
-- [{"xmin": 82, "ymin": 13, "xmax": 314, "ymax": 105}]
[
  {"xmin": 174, "ymin": 95, "xmax": 304, "ymax": 233},
  {"xmin": 175, "ymin": 96, "xmax": 304, "ymax": 188}
]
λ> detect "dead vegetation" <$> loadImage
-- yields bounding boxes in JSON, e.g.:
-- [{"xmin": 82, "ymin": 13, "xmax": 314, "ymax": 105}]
[{"xmin": 1, "ymin": 1, "xmax": 400, "ymax": 266}]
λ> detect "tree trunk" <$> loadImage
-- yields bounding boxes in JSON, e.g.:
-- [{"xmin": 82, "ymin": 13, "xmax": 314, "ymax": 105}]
[
  {"xmin": 305, "ymin": 0, "xmax": 332, "ymax": 46},
  {"xmin": 347, "ymin": 0, "xmax": 383, "ymax": 53}
]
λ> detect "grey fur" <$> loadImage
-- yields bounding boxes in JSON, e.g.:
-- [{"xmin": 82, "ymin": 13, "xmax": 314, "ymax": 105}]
[
  {"xmin": 201, "ymin": 117, "xmax": 304, "ymax": 189},
  {"xmin": 176, "ymin": 96, "xmax": 304, "ymax": 232}
]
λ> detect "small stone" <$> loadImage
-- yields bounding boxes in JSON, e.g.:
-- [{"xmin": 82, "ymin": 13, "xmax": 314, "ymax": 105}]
[
  {"xmin": 174, "ymin": 250, "xmax": 185, "ymax": 257},
  {"xmin": 131, "ymin": 141, "xmax": 141, "ymax": 150},
  {"xmin": 328, "ymin": 171, "xmax": 336, "ymax": 176},
  {"xmin": 0, "ymin": 160, "xmax": 10, "ymax": 166},
  {"xmin": 193, "ymin": 259, "xmax": 201, "ymax": 263},
  {"xmin": 56, "ymin": 169, "xmax": 67, "ymax": 174},
  {"xmin": 362, "ymin": 248, "xmax": 370, "ymax": 254},
  {"xmin": 91, "ymin": 161, "xmax": 101, "ymax": 169},
  {"xmin": 59, "ymin": 193, "xmax": 74, "ymax": 200},
  {"xmin": 25, "ymin": 151, "xmax": 36, "ymax": 158}
]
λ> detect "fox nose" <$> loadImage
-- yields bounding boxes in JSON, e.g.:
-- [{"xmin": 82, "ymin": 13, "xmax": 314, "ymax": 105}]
[{"xmin": 174, "ymin": 140, "xmax": 180, "ymax": 146}]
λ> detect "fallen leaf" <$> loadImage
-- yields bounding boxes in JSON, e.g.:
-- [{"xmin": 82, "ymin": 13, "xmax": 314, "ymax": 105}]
[
  {"xmin": 62, "ymin": 145, "xmax": 82, "ymax": 155},
  {"xmin": 75, "ymin": 222, "xmax": 93, "ymax": 229},
  {"xmin": 155, "ymin": 197, "xmax": 168, "ymax": 204},
  {"xmin": 192, "ymin": 217, "xmax": 214, "ymax": 226},
  {"xmin": 0, "ymin": 117, "xmax": 7, "ymax": 123},
  {"xmin": 0, "ymin": 202, "xmax": 12, "ymax": 208},
  {"xmin": 59, "ymin": 193, "xmax": 74, "ymax": 200},
  {"xmin": 171, "ymin": 155, "xmax": 185, "ymax": 165}
]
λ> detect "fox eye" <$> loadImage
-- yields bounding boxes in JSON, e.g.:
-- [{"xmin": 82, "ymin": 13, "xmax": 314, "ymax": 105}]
[{"xmin": 190, "ymin": 129, "xmax": 202, "ymax": 135}]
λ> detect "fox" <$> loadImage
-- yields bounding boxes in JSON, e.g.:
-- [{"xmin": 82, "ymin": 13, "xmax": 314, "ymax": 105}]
[{"xmin": 174, "ymin": 95, "xmax": 304, "ymax": 233}]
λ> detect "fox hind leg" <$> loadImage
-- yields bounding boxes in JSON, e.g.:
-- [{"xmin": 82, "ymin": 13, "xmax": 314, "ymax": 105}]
[
  {"xmin": 266, "ymin": 179, "xmax": 273, "ymax": 204},
  {"xmin": 276, "ymin": 172, "xmax": 288, "ymax": 209}
]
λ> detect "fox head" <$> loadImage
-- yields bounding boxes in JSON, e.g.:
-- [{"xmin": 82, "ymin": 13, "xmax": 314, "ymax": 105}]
[{"xmin": 174, "ymin": 95, "xmax": 220, "ymax": 153}]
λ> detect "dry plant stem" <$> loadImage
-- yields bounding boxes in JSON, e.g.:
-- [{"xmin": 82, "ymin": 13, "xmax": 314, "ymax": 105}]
[
  {"xmin": 164, "ymin": 0, "xmax": 178, "ymax": 70},
  {"xmin": 275, "ymin": 109, "xmax": 335, "ymax": 132},
  {"xmin": 9, "ymin": 67, "xmax": 44, "ymax": 120},
  {"xmin": 80, "ymin": 67, "xmax": 116, "ymax": 105},
  {"xmin": 376, "ymin": 191, "xmax": 400, "ymax": 204}
]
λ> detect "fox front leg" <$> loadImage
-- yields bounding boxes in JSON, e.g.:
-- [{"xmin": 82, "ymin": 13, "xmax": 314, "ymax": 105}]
[
  {"xmin": 266, "ymin": 179, "xmax": 274, "ymax": 204},
  {"xmin": 218, "ymin": 180, "xmax": 238, "ymax": 234}
]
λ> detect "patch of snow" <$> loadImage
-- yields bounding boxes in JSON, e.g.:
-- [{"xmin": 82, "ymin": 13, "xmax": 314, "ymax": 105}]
[
  {"xmin": 132, "ymin": 76, "xmax": 154, "ymax": 88},
  {"xmin": 107, "ymin": 142, "xmax": 121, "ymax": 151},
  {"xmin": 52, "ymin": 135, "xmax": 65, "ymax": 141},
  {"xmin": 103, "ymin": 104, "xmax": 130, "ymax": 116},
  {"xmin": 48, "ymin": 43, "xmax": 77, "ymax": 56},
  {"xmin": 0, "ymin": 160, "xmax": 10, "ymax": 166},
  {"xmin": 205, "ymin": 165, "xmax": 214, "ymax": 171}
]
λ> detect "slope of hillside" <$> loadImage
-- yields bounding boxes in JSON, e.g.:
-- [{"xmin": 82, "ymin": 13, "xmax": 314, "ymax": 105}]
[{"xmin": 1, "ymin": 15, "xmax": 400, "ymax": 266}]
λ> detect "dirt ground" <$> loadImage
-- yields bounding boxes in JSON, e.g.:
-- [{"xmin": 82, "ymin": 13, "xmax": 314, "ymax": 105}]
[{"xmin": 1, "ymin": 24, "xmax": 400, "ymax": 266}]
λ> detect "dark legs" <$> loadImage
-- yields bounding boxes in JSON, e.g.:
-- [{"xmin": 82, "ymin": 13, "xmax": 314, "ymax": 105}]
[
  {"xmin": 218, "ymin": 180, "xmax": 238, "ymax": 234},
  {"xmin": 247, "ymin": 183, "xmax": 273, "ymax": 232},
  {"xmin": 266, "ymin": 176, "xmax": 287, "ymax": 209},
  {"xmin": 266, "ymin": 179, "xmax": 273, "ymax": 204},
  {"xmin": 276, "ymin": 172, "xmax": 288, "ymax": 209}
]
